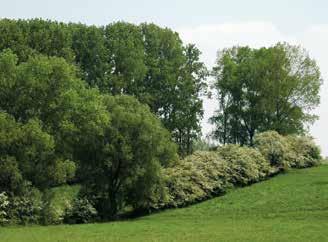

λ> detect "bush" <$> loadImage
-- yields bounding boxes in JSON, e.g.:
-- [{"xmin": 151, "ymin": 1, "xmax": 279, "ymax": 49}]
[
  {"xmin": 64, "ymin": 197, "xmax": 98, "ymax": 224},
  {"xmin": 0, "ymin": 192, "xmax": 9, "ymax": 225},
  {"xmin": 254, "ymin": 131, "xmax": 290, "ymax": 169},
  {"xmin": 286, "ymin": 135, "xmax": 322, "ymax": 168},
  {"xmin": 42, "ymin": 185, "xmax": 80, "ymax": 225},
  {"xmin": 7, "ymin": 185, "xmax": 43, "ymax": 225},
  {"xmin": 217, "ymin": 144, "xmax": 271, "ymax": 186},
  {"xmin": 160, "ymin": 151, "xmax": 231, "ymax": 208}
]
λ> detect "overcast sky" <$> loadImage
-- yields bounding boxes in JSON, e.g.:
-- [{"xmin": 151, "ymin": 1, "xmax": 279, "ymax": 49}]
[{"xmin": 1, "ymin": 0, "xmax": 327, "ymax": 156}]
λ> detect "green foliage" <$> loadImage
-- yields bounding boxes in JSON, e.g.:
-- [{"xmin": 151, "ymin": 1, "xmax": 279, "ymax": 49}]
[
  {"xmin": 217, "ymin": 144, "xmax": 271, "ymax": 185},
  {"xmin": 0, "ymin": 47, "xmax": 179, "ymax": 221},
  {"xmin": 0, "ymin": 19, "xmax": 207, "ymax": 155},
  {"xmin": 0, "ymin": 18, "xmax": 324, "ymax": 226},
  {"xmin": 211, "ymin": 43, "xmax": 322, "ymax": 145},
  {"xmin": 0, "ymin": 50, "xmax": 110, "ymax": 187},
  {"xmin": 0, "ymin": 156, "xmax": 23, "ymax": 194},
  {"xmin": 0, "ymin": 192, "xmax": 9, "ymax": 225},
  {"xmin": 170, "ymin": 44, "xmax": 208, "ymax": 155},
  {"xmin": 64, "ymin": 197, "xmax": 97, "ymax": 224},
  {"xmin": 0, "ymin": 19, "xmax": 74, "ymax": 62},
  {"xmin": 286, "ymin": 135, "xmax": 322, "ymax": 168},
  {"xmin": 42, "ymin": 185, "xmax": 80, "ymax": 225},
  {"xmin": 80, "ymin": 95, "xmax": 177, "ymax": 218},
  {"xmin": 254, "ymin": 131, "xmax": 290, "ymax": 169},
  {"xmin": 17, "ymin": 119, "xmax": 57, "ymax": 188},
  {"xmin": 0, "ymin": 110, "xmax": 78, "ymax": 191},
  {"xmin": 0, "ymin": 112, "xmax": 56, "ymax": 191},
  {"xmin": 254, "ymin": 131, "xmax": 322, "ymax": 169},
  {"xmin": 7, "ymin": 185, "xmax": 43, "ymax": 225},
  {"xmin": 104, "ymin": 22, "xmax": 147, "ymax": 94},
  {"xmin": 161, "ymin": 151, "xmax": 230, "ymax": 208},
  {"xmin": 49, "ymin": 160, "xmax": 76, "ymax": 185},
  {"xmin": 70, "ymin": 24, "xmax": 108, "ymax": 86},
  {"xmin": 0, "ymin": 50, "xmax": 84, "ymax": 123}
]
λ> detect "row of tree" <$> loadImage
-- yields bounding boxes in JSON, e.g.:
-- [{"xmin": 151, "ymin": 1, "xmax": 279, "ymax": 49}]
[
  {"xmin": 0, "ymin": 19, "xmax": 208, "ymax": 156},
  {"xmin": 1, "ymin": 19, "xmax": 321, "ymax": 151},
  {"xmin": 0, "ymin": 18, "xmax": 323, "ymax": 222}
]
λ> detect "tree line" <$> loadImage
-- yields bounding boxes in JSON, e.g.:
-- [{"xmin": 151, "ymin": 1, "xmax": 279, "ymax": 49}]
[
  {"xmin": 0, "ymin": 19, "xmax": 208, "ymax": 156},
  {"xmin": 0, "ymin": 18, "xmax": 323, "ymax": 224}
]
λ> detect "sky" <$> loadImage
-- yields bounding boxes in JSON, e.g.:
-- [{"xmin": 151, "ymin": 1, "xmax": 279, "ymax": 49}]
[{"xmin": 1, "ymin": 0, "xmax": 327, "ymax": 156}]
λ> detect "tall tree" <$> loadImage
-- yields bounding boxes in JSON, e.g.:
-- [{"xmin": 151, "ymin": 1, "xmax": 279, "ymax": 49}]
[
  {"xmin": 70, "ymin": 24, "xmax": 109, "ymax": 87},
  {"xmin": 171, "ymin": 44, "xmax": 208, "ymax": 155},
  {"xmin": 104, "ymin": 22, "xmax": 147, "ymax": 95},
  {"xmin": 140, "ymin": 24, "xmax": 208, "ymax": 154},
  {"xmin": 211, "ymin": 43, "xmax": 322, "ymax": 145},
  {"xmin": 0, "ymin": 19, "xmax": 208, "ymax": 155}
]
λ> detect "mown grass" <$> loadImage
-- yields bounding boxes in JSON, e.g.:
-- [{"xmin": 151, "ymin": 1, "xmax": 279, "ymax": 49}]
[{"xmin": 1, "ymin": 166, "xmax": 328, "ymax": 242}]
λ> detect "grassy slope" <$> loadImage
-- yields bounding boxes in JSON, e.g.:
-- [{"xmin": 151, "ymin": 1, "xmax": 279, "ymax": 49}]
[{"xmin": 1, "ymin": 166, "xmax": 328, "ymax": 242}]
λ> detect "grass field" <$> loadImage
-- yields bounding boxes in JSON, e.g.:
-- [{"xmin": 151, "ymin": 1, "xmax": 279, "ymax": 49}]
[{"xmin": 1, "ymin": 165, "xmax": 328, "ymax": 242}]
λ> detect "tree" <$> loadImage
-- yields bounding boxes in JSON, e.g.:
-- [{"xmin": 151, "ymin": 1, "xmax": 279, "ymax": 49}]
[
  {"xmin": 103, "ymin": 22, "xmax": 147, "ymax": 95},
  {"xmin": 0, "ymin": 19, "xmax": 73, "ymax": 63},
  {"xmin": 140, "ymin": 25, "xmax": 208, "ymax": 154},
  {"xmin": 70, "ymin": 24, "xmax": 109, "ymax": 87},
  {"xmin": 0, "ymin": 49, "xmax": 110, "ymax": 188},
  {"xmin": 211, "ymin": 43, "xmax": 322, "ymax": 145},
  {"xmin": 0, "ymin": 111, "xmax": 73, "ymax": 192},
  {"xmin": 0, "ymin": 19, "xmax": 208, "ymax": 155},
  {"xmin": 171, "ymin": 44, "xmax": 208, "ymax": 155},
  {"xmin": 80, "ymin": 95, "xmax": 177, "ymax": 218}
]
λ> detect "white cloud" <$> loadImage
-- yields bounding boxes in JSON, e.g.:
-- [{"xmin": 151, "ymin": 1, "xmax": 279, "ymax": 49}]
[
  {"xmin": 177, "ymin": 22, "xmax": 328, "ymax": 156},
  {"xmin": 178, "ymin": 22, "xmax": 293, "ymax": 67}
]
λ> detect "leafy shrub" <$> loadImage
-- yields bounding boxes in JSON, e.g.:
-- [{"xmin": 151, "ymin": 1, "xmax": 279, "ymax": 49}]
[
  {"xmin": 286, "ymin": 135, "xmax": 322, "ymax": 168},
  {"xmin": 254, "ymin": 131, "xmax": 290, "ymax": 169},
  {"xmin": 0, "ymin": 192, "xmax": 9, "ymax": 225},
  {"xmin": 42, "ymin": 198, "xmax": 66, "ymax": 225},
  {"xmin": 161, "ymin": 151, "xmax": 231, "ymax": 208},
  {"xmin": 7, "ymin": 185, "xmax": 43, "ymax": 225},
  {"xmin": 64, "ymin": 197, "xmax": 98, "ymax": 224},
  {"xmin": 217, "ymin": 144, "xmax": 271, "ymax": 185},
  {"xmin": 42, "ymin": 185, "xmax": 80, "ymax": 225}
]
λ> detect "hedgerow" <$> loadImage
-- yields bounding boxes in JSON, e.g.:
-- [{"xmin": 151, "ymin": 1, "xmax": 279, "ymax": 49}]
[
  {"xmin": 151, "ymin": 131, "xmax": 322, "ymax": 210},
  {"xmin": 0, "ymin": 129, "xmax": 322, "ymax": 224},
  {"xmin": 254, "ymin": 131, "xmax": 290, "ymax": 169},
  {"xmin": 286, "ymin": 135, "xmax": 322, "ymax": 168},
  {"xmin": 217, "ymin": 144, "xmax": 271, "ymax": 185},
  {"xmin": 160, "ymin": 151, "xmax": 230, "ymax": 208}
]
